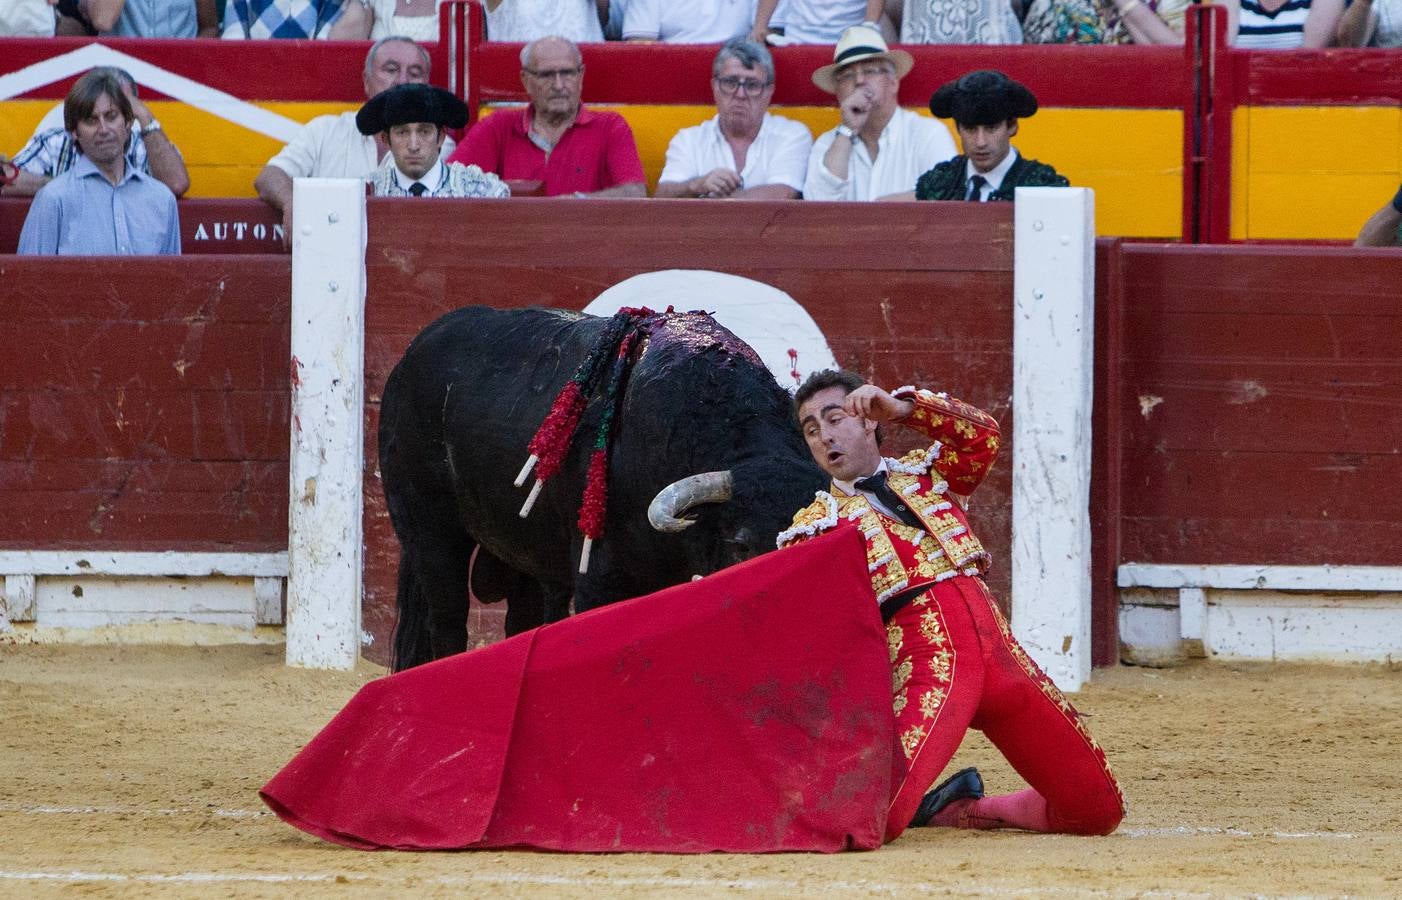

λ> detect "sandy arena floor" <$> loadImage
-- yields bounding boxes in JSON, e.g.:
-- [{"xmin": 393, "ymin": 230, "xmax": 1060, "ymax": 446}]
[{"xmin": 1, "ymin": 642, "xmax": 1399, "ymax": 898}]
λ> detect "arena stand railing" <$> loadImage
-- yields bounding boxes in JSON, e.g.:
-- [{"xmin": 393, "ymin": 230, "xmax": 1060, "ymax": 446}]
[{"xmin": 4, "ymin": 6, "xmax": 1400, "ymax": 240}]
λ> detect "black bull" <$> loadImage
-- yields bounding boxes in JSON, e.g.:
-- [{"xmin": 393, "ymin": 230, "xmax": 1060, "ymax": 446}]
[{"xmin": 379, "ymin": 306, "xmax": 827, "ymax": 671}]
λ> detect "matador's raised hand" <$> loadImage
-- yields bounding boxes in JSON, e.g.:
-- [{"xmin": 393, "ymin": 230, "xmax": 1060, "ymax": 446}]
[{"xmin": 842, "ymin": 384, "xmax": 914, "ymax": 424}]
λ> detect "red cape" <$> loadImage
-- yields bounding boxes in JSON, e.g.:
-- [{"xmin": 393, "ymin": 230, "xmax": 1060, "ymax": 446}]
[{"xmin": 261, "ymin": 528, "xmax": 898, "ymax": 852}]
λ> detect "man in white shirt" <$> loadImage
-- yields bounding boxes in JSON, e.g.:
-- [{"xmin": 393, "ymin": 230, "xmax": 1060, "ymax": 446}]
[
  {"xmin": 802, "ymin": 24, "xmax": 956, "ymax": 202},
  {"xmin": 623, "ymin": 0, "xmax": 752, "ymax": 43},
  {"xmin": 358, "ymin": 82, "xmax": 509, "ymax": 199},
  {"xmin": 254, "ymin": 35, "xmax": 451, "ymax": 245},
  {"xmin": 654, "ymin": 38, "xmax": 812, "ymax": 200}
]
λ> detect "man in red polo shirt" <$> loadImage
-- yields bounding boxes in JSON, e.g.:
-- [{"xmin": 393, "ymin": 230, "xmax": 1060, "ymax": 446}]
[{"xmin": 448, "ymin": 35, "xmax": 647, "ymax": 198}]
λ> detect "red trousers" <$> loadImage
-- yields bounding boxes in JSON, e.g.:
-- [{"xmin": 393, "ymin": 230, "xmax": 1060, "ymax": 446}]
[{"xmin": 884, "ymin": 575, "xmax": 1125, "ymax": 842}]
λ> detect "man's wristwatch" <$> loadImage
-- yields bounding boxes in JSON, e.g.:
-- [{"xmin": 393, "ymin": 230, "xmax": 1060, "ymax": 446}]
[
  {"xmin": 836, "ymin": 124, "xmax": 856, "ymax": 141},
  {"xmin": 139, "ymin": 119, "xmax": 163, "ymax": 137}
]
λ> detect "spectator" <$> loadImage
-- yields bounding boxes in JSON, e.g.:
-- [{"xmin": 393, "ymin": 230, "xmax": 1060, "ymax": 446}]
[
  {"xmin": 480, "ymin": 0, "xmax": 604, "ymax": 42},
  {"xmin": 754, "ymin": 0, "xmax": 890, "ymax": 44},
  {"xmin": 894, "ymin": 0, "xmax": 1023, "ymax": 42},
  {"xmin": 1222, "ymin": 0, "xmax": 1345, "ymax": 47},
  {"xmin": 55, "ymin": 0, "xmax": 218, "ymax": 36},
  {"xmin": 1022, "ymin": 0, "xmax": 1190, "ymax": 43},
  {"xmin": 446, "ymin": 36, "xmax": 646, "ymax": 197},
  {"xmin": 603, "ymin": 0, "xmax": 627, "ymax": 38},
  {"xmin": 223, "ymin": 0, "xmax": 372, "ymax": 39},
  {"xmin": 803, "ymin": 24, "xmax": 956, "ymax": 202},
  {"xmin": 367, "ymin": 0, "xmax": 441, "ymax": 40},
  {"xmin": 907, "ymin": 70, "xmax": 1069, "ymax": 201},
  {"xmin": 254, "ymin": 37, "xmax": 443, "ymax": 244},
  {"xmin": 1354, "ymin": 184, "xmax": 1402, "ymax": 246},
  {"xmin": 0, "ymin": 0, "xmax": 57, "ymax": 35},
  {"xmin": 357, "ymin": 83, "xmax": 510, "ymax": 198},
  {"xmin": 623, "ymin": 0, "xmax": 752, "ymax": 43},
  {"xmin": 655, "ymin": 39, "xmax": 811, "ymax": 199},
  {"xmin": 1337, "ymin": 0, "xmax": 1402, "ymax": 45},
  {"xmin": 17, "ymin": 69, "xmax": 180, "ymax": 256},
  {"xmin": 2, "ymin": 67, "xmax": 190, "ymax": 200}
]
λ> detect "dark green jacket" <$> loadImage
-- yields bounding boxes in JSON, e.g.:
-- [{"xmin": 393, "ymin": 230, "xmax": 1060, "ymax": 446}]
[{"xmin": 915, "ymin": 153, "xmax": 1069, "ymax": 202}]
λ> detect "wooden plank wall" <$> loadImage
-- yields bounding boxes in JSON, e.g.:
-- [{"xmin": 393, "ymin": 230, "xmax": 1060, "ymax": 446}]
[
  {"xmin": 0, "ymin": 256, "xmax": 291, "ymax": 552},
  {"xmin": 361, "ymin": 199, "xmax": 1016, "ymax": 665},
  {"xmin": 9, "ymin": 202, "xmax": 1397, "ymax": 668},
  {"xmin": 1112, "ymin": 244, "xmax": 1402, "ymax": 565}
]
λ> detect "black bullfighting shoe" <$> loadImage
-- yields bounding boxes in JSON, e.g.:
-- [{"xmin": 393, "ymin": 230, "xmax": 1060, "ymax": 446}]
[{"xmin": 908, "ymin": 767, "xmax": 985, "ymax": 828}]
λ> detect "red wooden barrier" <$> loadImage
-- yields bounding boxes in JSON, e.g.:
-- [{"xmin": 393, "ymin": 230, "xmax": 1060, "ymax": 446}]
[
  {"xmin": 7, "ymin": 201, "xmax": 1399, "ymax": 667},
  {"xmin": 1108, "ymin": 243, "xmax": 1402, "ymax": 565},
  {"xmin": 0, "ymin": 255, "xmax": 291, "ymax": 552}
]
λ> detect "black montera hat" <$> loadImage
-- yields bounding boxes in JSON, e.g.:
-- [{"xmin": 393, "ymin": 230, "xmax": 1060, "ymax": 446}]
[
  {"xmin": 929, "ymin": 70, "xmax": 1038, "ymax": 126},
  {"xmin": 356, "ymin": 83, "xmax": 469, "ymax": 135}
]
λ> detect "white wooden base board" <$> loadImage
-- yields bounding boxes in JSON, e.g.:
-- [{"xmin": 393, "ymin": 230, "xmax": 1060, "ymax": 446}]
[
  {"xmin": 1120, "ymin": 587, "xmax": 1402, "ymax": 663},
  {"xmin": 33, "ymin": 576, "xmax": 263, "ymax": 629},
  {"xmin": 0, "ymin": 552, "xmax": 286, "ymax": 636}
]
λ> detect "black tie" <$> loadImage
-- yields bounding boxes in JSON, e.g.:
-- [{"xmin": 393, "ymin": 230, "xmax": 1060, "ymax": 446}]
[
  {"xmin": 966, "ymin": 174, "xmax": 987, "ymax": 202},
  {"xmin": 854, "ymin": 472, "xmax": 924, "ymax": 530},
  {"xmin": 408, "ymin": 182, "xmax": 428, "ymax": 197}
]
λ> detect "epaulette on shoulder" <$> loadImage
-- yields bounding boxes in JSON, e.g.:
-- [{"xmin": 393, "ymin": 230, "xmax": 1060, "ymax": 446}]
[
  {"xmin": 886, "ymin": 445, "xmax": 940, "ymax": 477},
  {"xmin": 776, "ymin": 491, "xmax": 839, "ymax": 548}
]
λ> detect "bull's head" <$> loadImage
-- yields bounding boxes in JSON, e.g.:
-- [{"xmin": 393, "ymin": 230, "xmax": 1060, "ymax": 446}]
[{"xmin": 646, "ymin": 459, "xmax": 825, "ymax": 575}]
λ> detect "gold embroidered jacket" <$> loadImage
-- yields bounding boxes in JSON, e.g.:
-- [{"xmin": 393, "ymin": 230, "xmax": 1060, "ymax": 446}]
[{"xmin": 777, "ymin": 387, "xmax": 1002, "ymax": 606}]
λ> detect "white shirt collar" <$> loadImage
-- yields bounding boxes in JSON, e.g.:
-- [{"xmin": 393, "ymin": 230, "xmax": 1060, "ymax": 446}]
[
  {"xmin": 393, "ymin": 158, "xmax": 444, "ymax": 195},
  {"xmin": 963, "ymin": 146, "xmax": 1020, "ymax": 199},
  {"xmin": 833, "ymin": 459, "xmax": 890, "ymax": 497}
]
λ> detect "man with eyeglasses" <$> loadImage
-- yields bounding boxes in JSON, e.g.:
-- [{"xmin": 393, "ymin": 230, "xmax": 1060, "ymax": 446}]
[
  {"xmin": 654, "ymin": 38, "xmax": 812, "ymax": 200},
  {"xmin": 803, "ymin": 24, "xmax": 956, "ymax": 202},
  {"xmin": 448, "ymin": 35, "xmax": 646, "ymax": 198}
]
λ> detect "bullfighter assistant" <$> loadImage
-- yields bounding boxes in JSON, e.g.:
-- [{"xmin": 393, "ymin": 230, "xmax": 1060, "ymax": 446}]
[{"xmin": 783, "ymin": 370, "xmax": 1125, "ymax": 842}]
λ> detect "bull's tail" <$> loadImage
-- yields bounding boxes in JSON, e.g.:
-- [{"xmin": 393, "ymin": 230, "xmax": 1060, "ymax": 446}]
[{"xmin": 390, "ymin": 543, "xmax": 433, "ymax": 672}]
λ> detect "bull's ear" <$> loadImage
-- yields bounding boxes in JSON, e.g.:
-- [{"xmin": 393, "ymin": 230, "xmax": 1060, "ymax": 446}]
[{"xmin": 727, "ymin": 526, "xmax": 757, "ymax": 552}]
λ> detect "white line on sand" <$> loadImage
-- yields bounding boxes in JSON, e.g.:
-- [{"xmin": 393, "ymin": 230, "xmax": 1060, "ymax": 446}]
[
  {"xmin": 1122, "ymin": 826, "xmax": 1356, "ymax": 840},
  {"xmin": 0, "ymin": 870, "xmax": 1218, "ymax": 896},
  {"xmin": 0, "ymin": 804, "xmax": 267, "ymax": 819},
  {"xmin": 2, "ymin": 805, "xmax": 1363, "ymax": 841}
]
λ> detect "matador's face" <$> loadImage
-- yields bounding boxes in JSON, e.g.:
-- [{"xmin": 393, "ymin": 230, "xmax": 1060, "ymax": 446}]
[{"xmin": 798, "ymin": 386, "xmax": 882, "ymax": 483}]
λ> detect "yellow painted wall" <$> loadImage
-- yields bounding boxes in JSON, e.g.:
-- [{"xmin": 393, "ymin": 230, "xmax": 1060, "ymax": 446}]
[
  {"xmin": 2, "ymin": 99, "xmax": 358, "ymax": 199},
  {"xmin": 6, "ymin": 96, "xmax": 1181, "ymax": 237},
  {"xmin": 1232, "ymin": 105, "xmax": 1402, "ymax": 241}
]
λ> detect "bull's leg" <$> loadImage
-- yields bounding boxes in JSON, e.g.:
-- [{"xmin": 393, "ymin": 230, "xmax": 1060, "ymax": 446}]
[
  {"xmin": 419, "ymin": 530, "xmax": 474, "ymax": 661},
  {"xmin": 503, "ymin": 573, "xmax": 544, "ymax": 636},
  {"xmin": 541, "ymin": 583, "xmax": 571, "ymax": 624}
]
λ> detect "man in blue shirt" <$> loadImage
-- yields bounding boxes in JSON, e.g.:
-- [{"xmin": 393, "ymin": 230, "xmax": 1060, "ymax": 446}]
[{"xmin": 18, "ymin": 69, "xmax": 180, "ymax": 256}]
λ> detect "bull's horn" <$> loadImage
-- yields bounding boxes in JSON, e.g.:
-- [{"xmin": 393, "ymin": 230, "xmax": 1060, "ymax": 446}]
[{"xmin": 648, "ymin": 471, "xmax": 734, "ymax": 533}]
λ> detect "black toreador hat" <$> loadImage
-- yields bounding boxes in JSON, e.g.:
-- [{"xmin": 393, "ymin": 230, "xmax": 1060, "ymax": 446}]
[
  {"xmin": 929, "ymin": 70, "xmax": 1039, "ymax": 127},
  {"xmin": 356, "ymin": 83, "xmax": 469, "ymax": 135}
]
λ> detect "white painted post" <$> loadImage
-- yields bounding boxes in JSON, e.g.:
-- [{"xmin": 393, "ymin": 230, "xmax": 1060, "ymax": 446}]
[
  {"xmin": 286, "ymin": 178, "xmax": 366, "ymax": 669},
  {"xmin": 1011, "ymin": 187, "xmax": 1096, "ymax": 692},
  {"xmin": 1, "ymin": 574, "xmax": 36, "ymax": 625},
  {"xmin": 1178, "ymin": 587, "xmax": 1207, "ymax": 641}
]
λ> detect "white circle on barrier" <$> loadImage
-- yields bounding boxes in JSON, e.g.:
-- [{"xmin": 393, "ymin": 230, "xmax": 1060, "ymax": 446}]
[{"xmin": 585, "ymin": 270, "xmax": 838, "ymax": 392}]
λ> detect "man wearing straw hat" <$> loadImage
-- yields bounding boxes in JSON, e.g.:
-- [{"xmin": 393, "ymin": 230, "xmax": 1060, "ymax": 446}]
[{"xmin": 802, "ymin": 23, "xmax": 955, "ymax": 202}]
